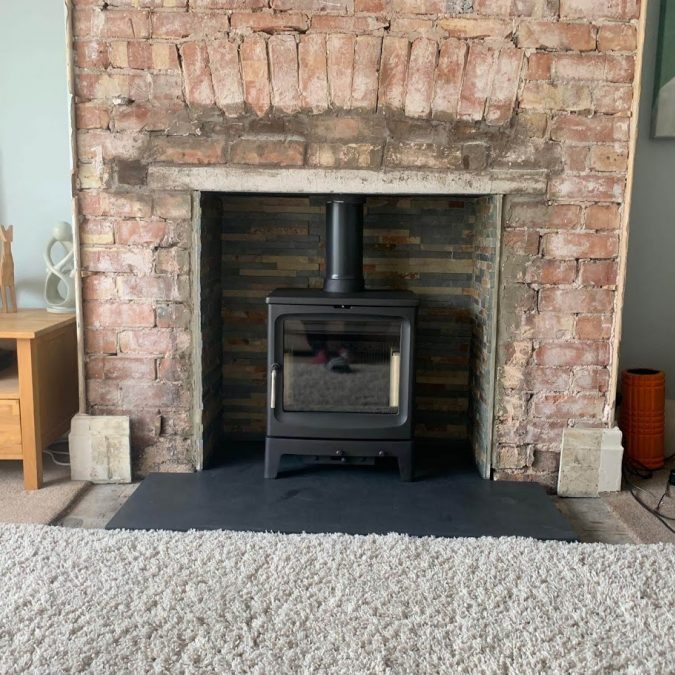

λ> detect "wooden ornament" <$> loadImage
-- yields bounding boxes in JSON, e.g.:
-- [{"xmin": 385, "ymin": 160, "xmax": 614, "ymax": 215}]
[{"xmin": 0, "ymin": 226, "xmax": 17, "ymax": 313}]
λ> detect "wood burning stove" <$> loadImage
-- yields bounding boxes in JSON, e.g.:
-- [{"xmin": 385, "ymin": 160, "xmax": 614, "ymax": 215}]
[{"xmin": 265, "ymin": 197, "xmax": 418, "ymax": 480}]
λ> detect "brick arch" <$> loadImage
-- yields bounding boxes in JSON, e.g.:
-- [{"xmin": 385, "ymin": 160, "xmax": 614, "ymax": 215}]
[{"xmin": 181, "ymin": 33, "xmax": 523, "ymax": 124}]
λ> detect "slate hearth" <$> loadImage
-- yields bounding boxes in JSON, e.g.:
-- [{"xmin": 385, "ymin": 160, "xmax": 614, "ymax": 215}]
[{"xmin": 107, "ymin": 445, "xmax": 576, "ymax": 541}]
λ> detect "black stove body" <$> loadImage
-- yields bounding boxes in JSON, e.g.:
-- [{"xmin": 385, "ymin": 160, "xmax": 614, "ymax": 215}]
[{"xmin": 265, "ymin": 197, "xmax": 419, "ymax": 480}]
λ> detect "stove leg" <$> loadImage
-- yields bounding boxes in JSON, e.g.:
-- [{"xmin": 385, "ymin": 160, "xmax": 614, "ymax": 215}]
[
  {"xmin": 264, "ymin": 447, "xmax": 282, "ymax": 479},
  {"xmin": 398, "ymin": 451, "xmax": 413, "ymax": 482}
]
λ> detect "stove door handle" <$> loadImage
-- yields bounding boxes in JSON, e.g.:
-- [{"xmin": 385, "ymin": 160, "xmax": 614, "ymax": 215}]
[{"xmin": 270, "ymin": 363, "xmax": 281, "ymax": 409}]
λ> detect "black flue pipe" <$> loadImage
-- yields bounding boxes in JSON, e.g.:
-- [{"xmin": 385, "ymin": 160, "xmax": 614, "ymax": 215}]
[{"xmin": 323, "ymin": 196, "xmax": 365, "ymax": 294}]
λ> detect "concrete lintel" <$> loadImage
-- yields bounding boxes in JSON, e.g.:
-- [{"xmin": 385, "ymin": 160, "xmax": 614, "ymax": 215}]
[{"xmin": 147, "ymin": 166, "xmax": 548, "ymax": 196}]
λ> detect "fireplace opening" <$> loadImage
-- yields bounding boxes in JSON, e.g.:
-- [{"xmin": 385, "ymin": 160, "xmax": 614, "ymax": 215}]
[{"xmin": 199, "ymin": 193, "xmax": 501, "ymax": 479}]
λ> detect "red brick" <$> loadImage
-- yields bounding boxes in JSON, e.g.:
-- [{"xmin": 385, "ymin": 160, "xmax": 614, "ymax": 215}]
[
  {"xmin": 562, "ymin": 145, "xmax": 589, "ymax": 172},
  {"xmin": 585, "ymin": 203, "xmax": 620, "ymax": 230},
  {"xmin": 532, "ymin": 393, "xmax": 605, "ymax": 418},
  {"xmin": 549, "ymin": 174, "xmax": 625, "ymax": 202},
  {"xmin": 116, "ymin": 275, "xmax": 187, "ymax": 301},
  {"xmin": 269, "ymin": 34, "xmax": 301, "ymax": 114},
  {"xmin": 524, "ymin": 259, "xmax": 577, "ymax": 285},
  {"xmin": 520, "ymin": 82, "xmax": 591, "ymax": 111},
  {"xmin": 119, "ymin": 329, "xmax": 182, "ymax": 354},
  {"xmin": 208, "ymin": 41, "xmax": 245, "ymax": 117},
  {"xmin": 534, "ymin": 341, "xmax": 610, "ymax": 366},
  {"xmin": 121, "ymin": 382, "xmax": 188, "ymax": 408},
  {"xmin": 82, "ymin": 246, "xmax": 154, "ymax": 273},
  {"xmin": 272, "ymin": 0, "xmax": 348, "ymax": 8},
  {"xmin": 473, "ymin": 0, "xmax": 511, "ymax": 14},
  {"xmin": 405, "ymin": 38, "xmax": 437, "ymax": 119},
  {"xmin": 231, "ymin": 12, "xmax": 308, "ymax": 33},
  {"xmin": 517, "ymin": 21, "xmax": 595, "ymax": 51},
  {"xmin": 592, "ymin": 84, "xmax": 633, "ymax": 114},
  {"xmin": 560, "ymin": 0, "xmax": 639, "ymax": 20},
  {"xmin": 311, "ymin": 16, "xmax": 388, "ymax": 33},
  {"xmin": 240, "ymin": 35, "xmax": 271, "ymax": 117},
  {"xmin": 81, "ymin": 218, "xmax": 114, "ymax": 246},
  {"xmin": 151, "ymin": 193, "xmax": 191, "ymax": 221},
  {"xmin": 551, "ymin": 54, "xmax": 607, "ymax": 81},
  {"xmin": 486, "ymin": 47, "xmax": 523, "ymax": 125},
  {"xmin": 543, "ymin": 232, "xmax": 618, "ymax": 259},
  {"xmin": 79, "ymin": 191, "xmax": 152, "ymax": 218},
  {"xmin": 438, "ymin": 18, "xmax": 514, "ymax": 39},
  {"xmin": 151, "ymin": 12, "xmax": 229, "ymax": 38},
  {"xmin": 606, "ymin": 55, "xmax": 635, "ymax": 83},
  {"xmin": 392, "ymin": 0, "xmax": 452, "ymax": 12},
  {"xmin": 356, "ymin": 0, "xmax": 386, "ymax": 11},
  {"xmin": 88, "ymin": 356, "xmax": 156, "ymax": 380},
  {"xmin": 539, "ymin": 288, "xmax": 614, "ymax": 313},
  {"xmin": 76, "ymin": 40, "xmax": 109, "ymax": 68},
  {"xmin": 458, "ymin": 44, "xmax": 495, "ymax": 121},
  {"xmin": 378, "ymin": 37, "xmax": 409, "ymax": 113},
  {"xmin": 507, "ymin": 201, "xmax": 582, "ymax": 230},
  {"xmin": 551, "ymin": 115, "xmax": 630, "ymax": 142},
  {"xmin": 299, "ymin": 34, "xmax": 329, "ymax": 114},
  {"xmin": 82, "ymin": 274, "xmax": 117, "ymax": 300},
  {"xmin": 150, "ymin": 136, "xmax": 227, "ymax": 164},
  {"xmin": 88, "ymin": 381, "xmax": 120, "ymax": 406},
  {"xmin": 112, "ymin": 103, "xmax": 184, "ymax": 131},
  {"xmin": 519, "ymin": 312, "xmax": 574, "ymax": 339},
  {"xmin": 84, "ymin": 301, "xmax": 155, "ymax": 328},
  {"xmin": 180, "ymin": 43, "xmax": 215, "ymax": 107},
  {"xmin": 99, "ymin": 9, "xmax": 150, "ymax": 38},
  {"xmin": 76, "ymin": 103, "xmax": 111, "ymax": 130},
  {"xmin": 503, "ymin": 230, "xmax": 540, "ymax": 255},
  {"xmin": 85, "ymin": 329, "xmax": 118, "ymax": 355},
  {"xmin": 114, "ymin": 220, "xmax": 167, "ymax": 246},
  {"xmin": 191, "ymin": 0, "xmax": 266, "ymax": 7},
  {"xmin": 327, "ymin": 34, "xmax": 355, "ymax": 110},
  {"xmin": 572, "ymin": 367, "xmax": 610, "ymax": 392},
  {"xmin": 76, "ymin": 73, "xmax": 151, "ymax": 102},
  {"xmin": 575, "ymin": 314, "xmax": 612, "ymax": 340},
  {"xmin": 431, "ymin": 39, "xmax": 466, "ymax": 120},
  {"xmin": 230, "ymin": 138, "xmax": 305, "ymax": 166},
  {"xmin": 597, "ymin": 24, "xmax": 637, "ymax": 52},
  {"xmin": 526, "ymin": 53, "xmax": 552, "ymax": 80},
  {"xmin": 578, "ymin": 260, "xmax": 618, "ymax": 287},
  {"xmin": 352, "ymin": 36, "xmax": 381, "ymax": 112},
  {"xmin": 588, "ymin": 144, "xmax": 628, "ymax": 172},
  {"xmin": 383, "ymin": 141, "xmax": 462, "ymax": 169},
  {"xmin": 307, "ymin": 143, "xmax": 383, "ymax": 168}
]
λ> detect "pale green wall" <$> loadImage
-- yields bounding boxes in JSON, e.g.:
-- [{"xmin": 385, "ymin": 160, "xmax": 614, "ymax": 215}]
[
  {"xmin": 0, "ymin": 2, "xmax": 71, "ymax": 308},
  {"xmin": 620, "ymin": 0, "xmax": 675, "ymax": 398}
]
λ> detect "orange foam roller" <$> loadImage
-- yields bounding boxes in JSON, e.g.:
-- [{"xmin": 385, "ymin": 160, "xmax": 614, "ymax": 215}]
[{"xmin": 619, "ymin": 369, "xmax": 665, "ymax": 470}]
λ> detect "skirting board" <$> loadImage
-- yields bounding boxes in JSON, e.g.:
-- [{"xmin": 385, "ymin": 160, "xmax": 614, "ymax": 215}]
[{"xmin": 558, "ymin": 427, "xmax": 623, "ymax": 498}]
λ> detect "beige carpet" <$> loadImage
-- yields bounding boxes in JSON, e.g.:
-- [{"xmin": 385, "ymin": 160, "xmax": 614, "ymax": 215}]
[
  {"xmin": 1, "ymin": 525, "xmax": 674, "ymax": 673},
  {"xmin": 0, "ymin": 454, "xmax": 89, "ymax": 525}
]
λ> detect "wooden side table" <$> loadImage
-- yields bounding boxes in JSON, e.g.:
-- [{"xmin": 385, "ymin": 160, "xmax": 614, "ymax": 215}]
[{"xmin": 0, "ymin": 310, "xmax": 78, "ymax": 490}]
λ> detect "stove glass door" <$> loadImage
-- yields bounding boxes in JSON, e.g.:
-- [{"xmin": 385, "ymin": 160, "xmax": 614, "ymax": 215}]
[{"xmin": 282, "ymin": 317, "xmax": 402, "ymax": 414}]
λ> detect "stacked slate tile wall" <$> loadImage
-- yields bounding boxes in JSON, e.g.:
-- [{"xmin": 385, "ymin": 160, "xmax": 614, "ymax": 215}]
[
  {"xmin": 73, "ymin": 0, "xmax": 641, "ymax": 483},
  {"xmin": 211, "ymin": 194, "xmax": 487, "ymax": 446}
]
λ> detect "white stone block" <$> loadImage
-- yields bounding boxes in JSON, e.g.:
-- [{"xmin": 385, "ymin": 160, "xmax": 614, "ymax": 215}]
[
  {"xmin": 598, "ymin": 427, "xmax": 623, "ymax": 493},
  {"xmin": 558, "ymin": 426, "xmax": 623, "ymax": 497},
  {"xmin": 69, "ymin": 413, "xmax": 132, "ymax": 484}
]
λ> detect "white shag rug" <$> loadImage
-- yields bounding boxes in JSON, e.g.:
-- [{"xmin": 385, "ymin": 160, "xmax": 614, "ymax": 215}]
[{"xmin": 1, "ymin": 525, "xmax": 674, "ymax": 674}]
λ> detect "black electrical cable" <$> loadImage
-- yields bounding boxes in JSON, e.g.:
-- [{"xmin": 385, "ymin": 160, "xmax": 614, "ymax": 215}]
[{"xmin": 621, "ymin": 460, "xmax": 675, "ymax": 535}]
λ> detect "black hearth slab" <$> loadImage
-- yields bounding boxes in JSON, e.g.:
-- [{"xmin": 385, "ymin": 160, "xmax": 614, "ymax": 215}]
[{"xmin": 107, "ymin": 446, "xmax": 577, "ymax": 541}]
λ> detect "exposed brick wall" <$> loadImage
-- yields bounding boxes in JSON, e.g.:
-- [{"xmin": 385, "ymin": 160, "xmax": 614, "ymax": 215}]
[
  {"xmin": 73, "ymin": 0, "xmax": 641, "ymax": 483},
  {"xmin": 212, "ymin": 194, "xmax": 491, "ymax": 445}
]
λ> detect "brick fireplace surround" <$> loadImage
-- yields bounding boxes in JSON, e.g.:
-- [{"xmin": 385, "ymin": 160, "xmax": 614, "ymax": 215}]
[{"xmin": 70, "ymin": 0, "xmax": 643, "ymax": 487}]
